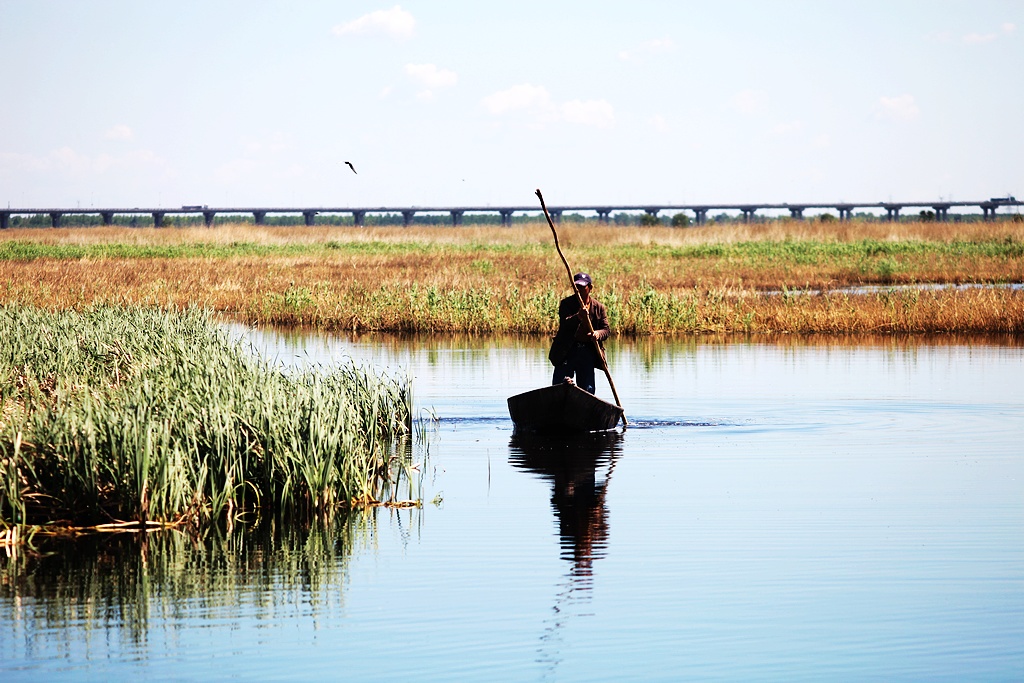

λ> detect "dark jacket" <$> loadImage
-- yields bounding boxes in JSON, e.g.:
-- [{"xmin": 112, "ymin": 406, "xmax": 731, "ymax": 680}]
[{"xmin": 548, "ymin": 295, "xmax": 610, "ymax": 367}]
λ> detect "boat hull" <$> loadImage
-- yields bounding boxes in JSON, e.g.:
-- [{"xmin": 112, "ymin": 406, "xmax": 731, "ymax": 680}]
[{"xmin": 507, "ymin": 382, "xmax": 623, "ymax": 433}]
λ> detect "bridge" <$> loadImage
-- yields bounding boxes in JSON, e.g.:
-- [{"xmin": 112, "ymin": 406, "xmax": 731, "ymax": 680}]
[{"xmin": 0, "ymin": 198, "xmax": 1019, "ymax": 229}]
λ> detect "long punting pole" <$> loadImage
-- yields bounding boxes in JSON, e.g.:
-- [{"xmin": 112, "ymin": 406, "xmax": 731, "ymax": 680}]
[{"xmin": 535, "ymin": 189, "xmax": 626, "ymax": 426}]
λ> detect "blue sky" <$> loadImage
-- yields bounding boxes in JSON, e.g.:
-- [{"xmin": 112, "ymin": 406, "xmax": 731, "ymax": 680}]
[{"xmin": 1, "ymin": 1, "xmax": 1021, "ymax": 210}]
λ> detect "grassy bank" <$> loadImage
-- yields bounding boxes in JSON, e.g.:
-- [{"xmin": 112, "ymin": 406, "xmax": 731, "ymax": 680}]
[
  {"xmin": 0, "ymin": 305, "xmax": 413, "ymax": 531},
  {"xmin": 0, "ymin": 221, "xmax": 1022, "ymax": 334}
]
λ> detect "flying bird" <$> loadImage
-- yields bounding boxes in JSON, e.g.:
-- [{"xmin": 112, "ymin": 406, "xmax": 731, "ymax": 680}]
[{"xmin": 344, "ymin": 161, "xmax": 357, "ymax": 174}]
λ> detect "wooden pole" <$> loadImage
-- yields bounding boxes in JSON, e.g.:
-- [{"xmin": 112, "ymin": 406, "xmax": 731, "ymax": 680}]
[{"xmin": 535, "ymin": 189, "xmax": 626, "ymax": 426}]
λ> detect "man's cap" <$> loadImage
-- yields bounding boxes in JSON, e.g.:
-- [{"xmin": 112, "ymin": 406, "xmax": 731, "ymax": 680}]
[{"xmin": 573, "ymin": 272, "xmax": 592, "ymax": 287}]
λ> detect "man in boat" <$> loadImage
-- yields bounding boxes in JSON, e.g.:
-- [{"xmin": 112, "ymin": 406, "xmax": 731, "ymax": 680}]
[{"xmin": 549, "ymin": 272, "xmax": 610, "ymax": 395}]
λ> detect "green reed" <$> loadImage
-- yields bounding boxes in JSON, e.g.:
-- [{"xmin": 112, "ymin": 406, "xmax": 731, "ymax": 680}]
[{"xmin": 0, "ymin": 304, "xmax": 413, "ymax": 527}]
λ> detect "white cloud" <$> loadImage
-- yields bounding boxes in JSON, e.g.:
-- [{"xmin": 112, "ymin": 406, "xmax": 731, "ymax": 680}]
[
  {"xmin": 648, "ymin": 114, "xmax": 669, "ymax": 133},
  {"xmin": 0, "ymin": 147, "xmax": 166, "ymax": 175},
  {"xmin": 960, "ymin": 22, "xmax": 1015, "ymax": 44},
  {"xmin": 404, "ymin": 63, "xmax": 457, "ymax": 89},
  {"xmin": 94, "ymin": 149, "xmax": 164, "ymax": 173},
  {"xmin": 482, "ymin": 83, "xmax": 552, "ymax": 116},
  {"xmin": 644, "ymin": 38, "xmax": 675, "ymax": 53},
  {"xmin": 52, "ymin": 146, "xmax": 90, "ymax": 171},
  {"xmin": 332, "ymin": 5, "xmax": 414, "ymax": 40},
  {"xmin": 877, "ymin": 94, "xmax": 920, "ymax": 122},
  {"xmin": 560, "ymin": 99, "xmax": 614, "ymax": 128},
  {"xmin": 0, "ymin": 150, "xmax": 51, "ymax": 173},
  {"xmin": 481, "ymin": 84, "xmax": 614, "ymax": 128},
  {"xmin": 104, "ymin": 124, "xmax": 134, "ymax": 141},
  {"xmin": 241, "ymin": 131, "xmax": 293, "ymax": 155},
  {"xmin": 2, "ymin": 147, "xmax": 91, "ymax": 174},
  {"xmin": 215, "ymin": 158, "xmax": 261, "ymax": 184},
  {"xmin": 215, "ymin": 158, "xmax": 309, "ymax": 185},
  {"xmin": 619, "ymin": 38, "xmax": 676, "ymax": 62},
  {"xmin": 280, "ymin": 163, "xmax": 305, "ymax": 180},
  {"xmin": 731, "ymin": 89, "xmax": 768, "ymax": 115},
  {"xmin": 962, "ymin": 32, "xmax": 998, "ymax": 44},
  {"xmin": 813, "ymin": 133, "xmax": 831, "ymax": 148},
  {"xmin": 772, "ymin": 120, "xmax": 804, "ymax": 135}
]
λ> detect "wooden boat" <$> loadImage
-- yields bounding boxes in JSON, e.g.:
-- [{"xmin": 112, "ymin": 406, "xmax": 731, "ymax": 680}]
[{"xmin": 507, "ymin": 382, "xmax": 623, "ymax": 433}]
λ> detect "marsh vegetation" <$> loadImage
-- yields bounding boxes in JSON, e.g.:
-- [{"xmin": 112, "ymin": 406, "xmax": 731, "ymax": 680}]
[
  {"xmin": 0, "ymin": 305, "xmax": 414, "ymax": 532},
  {"xmin": 1, "ymin": 220, "xmax": 1021, "ymax": 334},
  {"xmin": 1, "ymin": 219, "xmax": 1020, "ymax": 537}
]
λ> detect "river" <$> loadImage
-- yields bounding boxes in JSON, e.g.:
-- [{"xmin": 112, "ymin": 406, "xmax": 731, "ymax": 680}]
[{"xmin": 2, "ymin": 331, "xmax": 1022, "ymax": 681}]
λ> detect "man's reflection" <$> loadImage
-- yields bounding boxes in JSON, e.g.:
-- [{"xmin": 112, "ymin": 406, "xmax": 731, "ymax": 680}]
[{"xmin": 508, "ymin": 431, "xmax": 623, "ymax": 580}]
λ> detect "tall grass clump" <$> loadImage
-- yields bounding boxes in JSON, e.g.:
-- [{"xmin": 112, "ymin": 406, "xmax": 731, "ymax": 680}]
[{"xmin": 0, "ymin": 304, "xmax": 412, "ymax": 529}]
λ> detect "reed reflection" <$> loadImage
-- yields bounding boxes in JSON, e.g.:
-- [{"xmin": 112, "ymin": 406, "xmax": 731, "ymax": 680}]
[
  {"xmin": 508, "ymin": 431, "xmax": 623, "ymax": 583},
  {"xmin": 0, "ymin": 510, "xmax": 397, "ymax": 651}
]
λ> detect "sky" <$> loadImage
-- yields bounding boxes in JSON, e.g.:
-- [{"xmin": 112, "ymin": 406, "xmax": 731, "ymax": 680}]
[{"xmin": 0, "ymin": 1, "xmax": 1021, "ymax": 211}]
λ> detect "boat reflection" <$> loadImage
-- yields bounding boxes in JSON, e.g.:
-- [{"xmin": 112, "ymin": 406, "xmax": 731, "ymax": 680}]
[{"xmin": 508, "ymin": 430, "xmax": 623, "ymax": 581}]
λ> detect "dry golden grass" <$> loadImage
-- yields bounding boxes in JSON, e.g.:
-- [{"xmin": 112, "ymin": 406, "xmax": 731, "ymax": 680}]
[
  {"xmin": 1, "ymin": 220, "xmax": 1022, "ymax": 335},
  {"xmin": 4, "ymin": 218, "xmax": 1023, "ymax": 248}
]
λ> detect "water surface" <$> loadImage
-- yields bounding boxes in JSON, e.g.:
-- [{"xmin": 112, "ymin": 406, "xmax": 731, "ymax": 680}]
[{"xmin": 2, "ymin": 333, "xmax": 1022, "ymax": 681}]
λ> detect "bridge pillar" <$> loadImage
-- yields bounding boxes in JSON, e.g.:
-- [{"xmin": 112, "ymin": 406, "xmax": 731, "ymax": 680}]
[
  {"xmin": 740, "ymin": 207, "xmax": 756, "ymax": 223},
  {"xmin": 549, "ymin": 209, "xmax": 562, "ymax": 224},
  {"xmin": 789, "ymin": 207, "xmax": 805, "ymax": 220},
  {"xmin": 981, "ymin": 203, "xmax": 997, "ymax": 221},
  {"xmin": 694, "ymin": 209, "xmax": 708, "ymax": 225},
  {"xmin": 99, "ymin": 211, "xmax": 114, "ymax": 225},
  {"xmin": 303, "ymin": 211, "xmax": 317, "ymax": 226},
  {"xmin": 152, "ymin": 212, "xmax": 165, "ymax": 228},
  {"xmin": 450, "ymin": 210, "xmax": 464, "ymax": 226},
  {"xmin": 932, "ymin": 205, "xmax": 950, "ymax": 222},
  {"xmin": 884, "ymin": 205, "xmax": 901, "ymax": 222},
  {"xmin": 203, "ymin": 211, "xmax": 216, "ymax": 228},
  {"xmin": 401, "ymin": 210, "xmax": 416, "ymax": 227},
  {"xmin": 352, "ymin": 210, "xmax": 366, "ymax": 227},
  {"xmin": 837, "ymin": 206, "xmax": 854, "ymax": 222},
  {"xmin": 644, "ymin": 208, "xmax": 660, "ymax": 217},
  {"xmin": 499, "ymin": 209, "xmax": 514, "ymax": 227},
  {"xmin": 253, "ymin": 211, "xmax": 267, "ymax": 226},
  {"xmin": 0, "ymin": 212, "xmax": 8, "ymax": 230},
  {"xmin": 49, "ymin": 212, "xmax": 63, "ymax": 228},
  {"xmin": 596, "ymin": 209, "xmax": 611, "ymax": 224}
]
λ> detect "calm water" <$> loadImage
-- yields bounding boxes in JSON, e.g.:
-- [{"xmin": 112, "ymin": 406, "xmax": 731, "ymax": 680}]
[{"xmin": 2, "ymin": 332, "xmax": 1023, "ymax": 682}]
